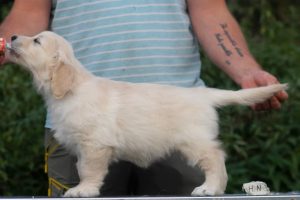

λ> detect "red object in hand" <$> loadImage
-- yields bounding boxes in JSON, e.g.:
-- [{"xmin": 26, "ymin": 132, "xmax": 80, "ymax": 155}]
[{"xmin": 0, "ymin": 38, "xmax": 7, "ymax": 57}]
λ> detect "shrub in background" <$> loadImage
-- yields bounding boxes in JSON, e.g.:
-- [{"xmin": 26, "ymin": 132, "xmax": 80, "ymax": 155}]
[
  {"xmin": 0, "ymin": 1, "xmax": 47, "ymax": 196},
  {"xmin": 202, "ymin": 0, "xmax": 300, "ymax": 193}
]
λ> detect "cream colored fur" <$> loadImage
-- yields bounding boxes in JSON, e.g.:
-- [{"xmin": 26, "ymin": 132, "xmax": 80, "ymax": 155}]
[{"xmin": 9, "ymin": 31, "xmax": 287, "ymax": 197}]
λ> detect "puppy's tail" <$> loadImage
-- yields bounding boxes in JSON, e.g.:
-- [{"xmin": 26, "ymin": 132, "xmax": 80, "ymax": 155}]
[{"xmin": 207, "ymin": 83, "xmax": 288, "ymax": 107}]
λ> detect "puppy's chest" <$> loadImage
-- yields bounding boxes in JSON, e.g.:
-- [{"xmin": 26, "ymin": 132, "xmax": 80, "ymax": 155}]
[
  {"xmin": 50, "ymin": 96, "xmax": 104, "ymax": 130},
  {"xmin": 50, "ymin": 102, "xmax": 98, "ymax": 152}
]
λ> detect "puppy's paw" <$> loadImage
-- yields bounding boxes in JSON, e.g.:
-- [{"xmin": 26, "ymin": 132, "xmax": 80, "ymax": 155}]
[
  {"xmin": 64, "ymin": 185, "xmax": 99, "ymax": 197},
  {"xmin": 191, "ymin": 184, "xmax": 224, "ymax": 196}
]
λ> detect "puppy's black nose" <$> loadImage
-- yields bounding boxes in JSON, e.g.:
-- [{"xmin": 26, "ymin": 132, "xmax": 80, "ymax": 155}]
[{"xmin": 11, "ymin": 35, "xmax": 18, "ymax": 41}]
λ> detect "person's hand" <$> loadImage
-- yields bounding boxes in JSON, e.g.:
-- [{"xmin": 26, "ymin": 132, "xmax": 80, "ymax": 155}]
[
  {"xmin": 0, "ymin": 40, "xmax": 9, "ymax": 65},
  {"xmin": 0, "ymin": 55, "xmax": 6, "ymax": 65},
  {"xmin": 0, "ymin": 37, "xmax": 10, "ymax": 66},
  {"xmin": 239, "ymin": 69, "xmax": 288, "ymax": 111},
  {"xmin": 0, "ymin": 46, "xmax": 10, "ymax": 66},
  {"xmin": 0, "ymin": 55, "xmax": 5, "ymax": 65},
  {"xmin": 0, "ymin": 54, "xmax": 9, "ymax": 66}
]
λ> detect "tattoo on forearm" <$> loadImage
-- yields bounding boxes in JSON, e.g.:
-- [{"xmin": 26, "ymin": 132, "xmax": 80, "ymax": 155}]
[
  {"xmin": 215, "ymin": 23, "xmax": 244, "ymax": 66},
  {"xmin": 220, "ymin": 23, "xmax": 237, "ymax": 46},
  {"xmin": 234, "ymin": 47, "xmax": 244, "ymax": 57},
  {"xmin": 215, "ymin": 33, "xmax": 233, "ymax": 57},
  {"xmin": 220, "ymin": 23, "xmax": 244, "ymax": 57},
  {"xmin": 225, "ymin": 60, "xmax": 231, "ymax": 66}
]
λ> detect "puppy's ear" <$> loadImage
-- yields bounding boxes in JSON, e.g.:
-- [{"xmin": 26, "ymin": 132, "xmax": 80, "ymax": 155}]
[{"xmin": 51, "ymin": 57, "xmax": 74, "ymax": 99}]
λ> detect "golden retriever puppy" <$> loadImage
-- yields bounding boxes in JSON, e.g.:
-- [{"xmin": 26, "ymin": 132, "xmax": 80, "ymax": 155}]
[{"xmin": 8, "ymin": 31, "xmax": 287, "ymax": 197}]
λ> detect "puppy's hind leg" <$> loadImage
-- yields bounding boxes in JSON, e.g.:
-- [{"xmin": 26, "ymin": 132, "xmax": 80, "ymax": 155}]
[
  {"xmin": 64, "ymin": 147, "xmax": 113, "ymax": 197},
  {"xmin": 179, "ymin": 139, "xmax": 228, "ymax": 196}
]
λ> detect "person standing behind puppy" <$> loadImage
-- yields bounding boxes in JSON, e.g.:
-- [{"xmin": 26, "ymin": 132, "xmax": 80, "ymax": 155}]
[{"xmin": 0, "ymin": 0, "xmax": 288, "ymax": 197}]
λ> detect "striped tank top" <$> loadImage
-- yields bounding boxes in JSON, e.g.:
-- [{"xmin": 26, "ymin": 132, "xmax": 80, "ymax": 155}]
[
  {"xmin": 47, "ymin": 0, "xmax": 204, "ymax": 128},
  {"xmin": 51, "ymin": 0, "xmax": 204, "ymax": 87}
]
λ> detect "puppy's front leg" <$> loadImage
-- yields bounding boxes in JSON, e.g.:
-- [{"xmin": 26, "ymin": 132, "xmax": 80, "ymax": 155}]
[{"xmin": 64, "ymin": 147, "xmax": 113, "ymax": 197}]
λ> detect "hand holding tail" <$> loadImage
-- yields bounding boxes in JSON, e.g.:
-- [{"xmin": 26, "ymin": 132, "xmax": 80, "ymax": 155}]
[{"xmin": 240, "ymin": 70, "xmax": 288, "ymax": 110}]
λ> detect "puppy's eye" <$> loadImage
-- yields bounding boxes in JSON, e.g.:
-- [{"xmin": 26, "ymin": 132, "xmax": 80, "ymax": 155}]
[{"xmin": 33, "ymin": 38, "xmax": 41, "ymax": 45}]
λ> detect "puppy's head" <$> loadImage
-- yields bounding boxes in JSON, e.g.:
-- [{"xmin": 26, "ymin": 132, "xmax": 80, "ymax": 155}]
[{"xmin": 9, "ymin": 31, "xmax": 75, "ymax": 99}]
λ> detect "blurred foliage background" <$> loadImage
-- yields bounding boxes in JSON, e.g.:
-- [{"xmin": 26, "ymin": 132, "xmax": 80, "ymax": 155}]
[{"xmin": 0, "ymin": 0, "xmax": 299, "ymax": 196}]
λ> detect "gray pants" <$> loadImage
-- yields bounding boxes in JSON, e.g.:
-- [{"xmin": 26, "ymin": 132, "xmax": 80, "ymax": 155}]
[{"xmin": 45, "ymin": 128, "xmax": 204, "ymax": 197}]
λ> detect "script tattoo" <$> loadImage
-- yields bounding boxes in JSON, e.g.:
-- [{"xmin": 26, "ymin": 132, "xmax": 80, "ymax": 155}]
[
  {"xmin": 215, "ymin": 23, "xmax": 245, "ymax": 65},
  {"xmin": 225, "ymin": 60, "xmax": 231, "ymax": 66},
  {"xmin": 235, "ymin": 47, "xmax": 244, "ymax": 57},
  {"xmin": 220, "ymin": 23, "xmax": 244, "ymax": 57},
  {"xmin": 215, "ymin": 33, "xmax": 233, "ymax": 57}
]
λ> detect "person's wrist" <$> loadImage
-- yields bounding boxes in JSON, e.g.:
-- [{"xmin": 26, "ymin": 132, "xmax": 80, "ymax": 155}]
[
  {"xmin": 234, "ymin": 65, "xmax": 262, "ymax": 87},
  {"xmin": 0, "ymin": 37, "xmax": 7, "ymax": 66},
  {"xmin": 0, "ymin": 56, "xmax": 5, "ymax": 65},
  {"xmin": 0, "ymin": 54, "xmax": 8, "ymax": 65}
]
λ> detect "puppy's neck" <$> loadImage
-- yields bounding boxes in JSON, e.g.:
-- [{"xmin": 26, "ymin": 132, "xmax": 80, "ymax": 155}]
[
  {"xmin": 38, "ymin": 58, "xmax": 93, "ymax": 102},
  {"xmin": 72, "ymin": 59, "xmax": 94, "ymax": 87}
]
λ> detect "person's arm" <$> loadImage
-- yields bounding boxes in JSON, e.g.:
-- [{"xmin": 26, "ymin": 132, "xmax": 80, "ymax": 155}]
[
  {"xmin": 0, "ymin": 0, "xmax": 51, "ymax": 64},
  {"xmin": 187, "ymin": 0, "xmax": 288, "ymax": 110}
]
